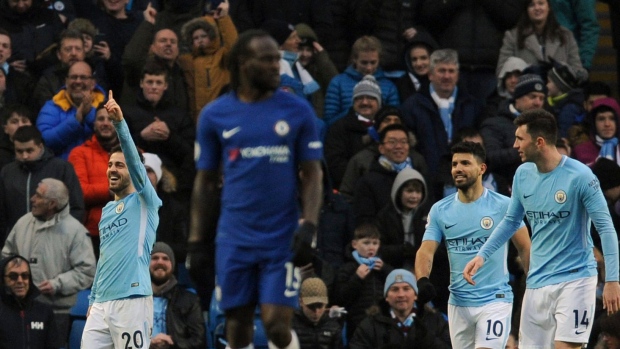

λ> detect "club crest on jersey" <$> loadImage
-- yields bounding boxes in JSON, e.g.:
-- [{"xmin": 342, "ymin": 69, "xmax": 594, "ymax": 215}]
[
  {"xmin": 115, "ymin": 202, "xmax": 124, "ymax": 214},
  {"xmin": 555, "ymin": 190, "xmax": 567, "ymax": 204},
  {"xmin": 480, "ymin": 217, "xmax": 494, "ymax": 230},
  {"xmin": 274, "ymin": 120, "xmax": 290, "ymax": 136}
]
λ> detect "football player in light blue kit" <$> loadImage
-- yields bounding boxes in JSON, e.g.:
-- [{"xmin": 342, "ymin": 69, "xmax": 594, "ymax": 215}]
[
  {"xmin": 188, "ymin": 30, "xmax": 323, "ymax": 349},
  {"xmin": 81, "ymin": 91, "xmax": 162, "ymax": 349},
  {"xmin": 415, "ymin": 141, "xmax": 531, "ymax": 349},
  {"xmin": 464, "ymin": 109, "xmax": 620, "ymax": 349}
]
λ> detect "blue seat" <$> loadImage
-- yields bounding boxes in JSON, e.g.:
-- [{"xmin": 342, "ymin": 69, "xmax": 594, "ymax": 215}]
[
  {"xmin": 69, "ymin": 289, "xmax": 91, "ymax": 318},
  {"xmin": 68, "ymin": 289, "xmax": 90, "ymax": 349},
  {"xmin": 207, "ymin": 292, "xmax": 269, "ymax": 349},
  {"xmin": 68, "ymin": 319, "xmax": 86, "ymax": 349}
]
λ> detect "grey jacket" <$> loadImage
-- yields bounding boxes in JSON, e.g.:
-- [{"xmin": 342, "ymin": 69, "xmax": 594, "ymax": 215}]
[
  {"xmin": 497, "ymin": 26, "xmax": 586, "ymax": 78},
  {"xmin": 2, "ymin": 204, "xmax": 96, "ymax": 312}
]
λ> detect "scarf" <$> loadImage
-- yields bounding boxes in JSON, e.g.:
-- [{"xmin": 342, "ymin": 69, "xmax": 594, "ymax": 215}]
[
  {"xmin": 430, "ymin": 85, "xmax": 457, "ymax": 143},
  {"xmin": 596, "ymin": 135, "xmax": 618, "ymax": 161},
  {"xmin": 379, "ymin": 155, "xmax": 412, "ymax": 172},
  {"xmin": 391, "ymin": 309, "xmax": 416, "ymax": 336},
  {"xmin": 1, "ymin": 62, "xmax": 8, "ymax": 76},
  {"xmin": 508, "ymin": 103, "xmax": 521, "ymax": 117},
  {"xmin": 408, "ymin": 72, "xmax": 421, "ymax": 91},
  {"xmin": 352, "ymin": 250, "xmax": 378, "ymax": 269},
  {"xmin": 294, "ymin": 61, "xmax": 320, "ymax": 96}
]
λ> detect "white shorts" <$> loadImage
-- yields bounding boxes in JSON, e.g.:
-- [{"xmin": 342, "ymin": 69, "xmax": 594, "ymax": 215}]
[
  {"xmin": 448, "ymin": 302, "xmax": 512, "ymax": 349},
  {"xmin": 519, "ymin": 276, "xmax": 596, "ymax": 349},
  {"xmin": 81, "ymin": 296, "xmax": 153, "ymax": 349}
]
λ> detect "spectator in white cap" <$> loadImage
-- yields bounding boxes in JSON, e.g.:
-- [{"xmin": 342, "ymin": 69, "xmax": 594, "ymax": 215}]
[
  {"xmin": 292, "ymin": 277, "xmax": 343, "ymax": 349},
  {"xmin": 324, "ymin": 75, "xmax": 384, "ymax": 188},
  {"xmin": 143, "ymin": 152, "xmax": 163, "ymax": 186},
  {"xmin": 349, "ymin": 269, "xmax": 451, "ymax": 349}
]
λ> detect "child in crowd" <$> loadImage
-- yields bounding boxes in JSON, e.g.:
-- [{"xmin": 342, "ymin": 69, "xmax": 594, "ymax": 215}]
[
  {"xmin": 0, "ymin": 104, "xmax": 34, "ymax": 169},
  {"xmin": 545, "ymin": 60, "xmax": 586, "ymax": 138},
  {"xmin": 335, "ymin": 223, "xmax": 393, "ymax": 342}
]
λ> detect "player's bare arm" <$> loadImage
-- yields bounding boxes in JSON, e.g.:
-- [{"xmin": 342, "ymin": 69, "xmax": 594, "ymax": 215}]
[
  {"xmin": 510, "ymin": 226, "xmax": 531, "ymax": 275},
  {"xmin": 603, "ymin": 282, "xmax": 620, "ymax": 315},
  {"xmin": 414, "ymin": 240, "xmax": 439, "ymax": 279},
  {"xmin": 189, "ymin": 170, "xmax": 220, "ymax": 244},
  {"xmin": 298, "ymin": 160, "xmax": 323, "ymax": 226}
]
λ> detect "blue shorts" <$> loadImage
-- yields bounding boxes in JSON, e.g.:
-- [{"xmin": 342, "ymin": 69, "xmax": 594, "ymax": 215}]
[{"xmin": 216, "ymin": 243, "xmax": 300, "ymax": 310}]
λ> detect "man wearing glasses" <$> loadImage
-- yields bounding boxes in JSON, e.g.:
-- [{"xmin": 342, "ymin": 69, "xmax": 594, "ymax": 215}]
[
  {"xmin": 0, "ymin": 255, "xmax": 63, "ymax": 348},
  {"xmin": 37, "ymin": 60, "xmax": 106, "ymax": 160}
]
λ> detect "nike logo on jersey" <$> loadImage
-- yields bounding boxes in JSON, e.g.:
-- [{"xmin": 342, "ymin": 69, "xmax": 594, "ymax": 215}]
[
  {"xmin": 222, "ymin": 127, "xmax": 241, "ymax": 139},
  {"xmin": 485, "ymin": 337, "xmax": 498, "ymax": 341},
  {"xmin": 445, "ymin": 223, "xmax": 457, "ymax": 229},
  {"xmin": 523, "ymin": 193, "xmax": 534, "ymax": 199},
  {"xmin": 284, "ymin": 289, "xmax": 298, "ymax": 298},
  {"xmin": 575, "ymin": 330, "xmax": 586, "ymax": 335}
]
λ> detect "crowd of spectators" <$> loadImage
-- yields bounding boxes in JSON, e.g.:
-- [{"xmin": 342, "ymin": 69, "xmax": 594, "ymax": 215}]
[{"xmin": 1, "ymin": 0, "xmax": 620, "ymax": 347}]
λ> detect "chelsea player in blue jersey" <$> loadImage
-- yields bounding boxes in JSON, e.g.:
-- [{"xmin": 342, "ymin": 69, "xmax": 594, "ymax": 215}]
[
  {"xmin": 416, "ymin": 141, "xmax": 531, "ymax": 349},
  {"xmin": 188, "ymin": 30, "xmax": 323, "ymax": 349},
  {"xmin": 464, "ymin": 109, "xmax": 620, "ymax": 349},
  {"xmin": 81, "ymin": 91, "xmax": 162, "ymax": 349}
]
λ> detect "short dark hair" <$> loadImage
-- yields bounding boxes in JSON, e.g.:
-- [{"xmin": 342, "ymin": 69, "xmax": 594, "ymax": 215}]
[
  {"xmin": 58, "ymin": 29, "xmax": 84, "ymax": 47},
  {"xmin": 1, "ymin": 104, "xmax": 34, "ymax": 125},
  {"xmin": 13, "ymin": 125, "xmax": 43, "ymax": 145},
  {"xmin": 451, "ymin": 141, "xmax": 486, "ymax": 163},
  {"xmin": 453, "ymin": 127, "xmax": 481, "ymax": 144},
  {"xmin": 110, "ymin": 145, "xmax": 145, "ymax": 163},
  {"xmin": 0, "ymin": 28, "xmax": 10, "ymax": 41},
  {"xmin": 228, "ymin": 30, "xmax": 273, "ymax": 92},
  {"xmin": 583, "ymin": 81, "xmax": 611, "ymax": 98},
  {"xmin": 354, "ymin": 223, "xmax": 381, "ymax": 240},
  {"xmin": 514, "ymin": 109, "xmax": 558, "ymax": 145},
  {"xmin": 379, "ymin": 124, "xmax": 409, "ymax": 143},
  {"xmin": 141, "ymin": 59, "xmax": 169, "ymax": 81}
]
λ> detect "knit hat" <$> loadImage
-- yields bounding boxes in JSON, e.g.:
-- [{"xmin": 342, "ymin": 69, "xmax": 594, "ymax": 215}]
[
  {"xmin": 548, "ymin": 61, "xmax": 580, "ymax": 94},
  {"xmin": 591, "ymin": 97, "xmax": 620, "ymax": 119},
  {"xmin": 384, "ymin": 269, "xmax": 418, "ymax": 296},
  {"xmin": 591, "ymin": 158, "xmax": 620, "ymax": 191},
  {"xmin": 353, "ymin": 75, "xmax": 382, "ymax": 107},
  {"xmin": 261, "ymin": 19, "xmax": 295, "ymax": 47},
  {"xmin": 373, "ymin": 106, "xmax": 403, "ymax": 130},
  {"xmin": 513, "ymin": 74, "xmax": 547, "ymax": 100},
  {"xmin": 143, "ymin": 153, "xmax": 163, "ymax": 184},
  {"xmin": 300, "ymin": 277, "xmax": 328, "ymax": 305},
  {"xmin": 152, "ymin": 242, "xmax": 175, "ymax": 270}
]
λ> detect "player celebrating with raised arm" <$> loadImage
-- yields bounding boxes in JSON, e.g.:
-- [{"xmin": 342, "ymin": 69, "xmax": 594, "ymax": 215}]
[
  {"xmin": 415, "ymin": 141, "xmax": 531, "ymax": 349},
  {"xmin": 464, "ymin": 109, "xmax": 620, "ymax": 349},
  {"xmin": 187, "ymin": 30, "xmax": 323, "ymax": 349},
  {"xmin": 81, "ymin": 91, "xmax": 162, "ymax": 349}
]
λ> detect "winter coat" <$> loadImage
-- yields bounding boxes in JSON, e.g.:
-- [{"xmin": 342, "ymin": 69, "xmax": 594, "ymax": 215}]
[
  {"xmin": 292, "ymin": 310, "xmax": 343, "ymax": 349},
  {"xmin": 335, "ymin": 254, "xmax": 394, "ymax": 340},
  {"xmin": 324, "ymin": 66, "xmax": 400, "ymax": 127},
  {"xmin": 324, "ymin": 110, "xmax": 372, "ymax": 189},
  {"xmin": 394, "ymin": 32, "xmax": 438, "ymax": 102},
  {"xmin": 349, "ymin": 300, "xmax": 451, "ymax": 349},
  {"xmin": 0, "ymin": 134, "xmax": 13, "ymax": 171},
  {"xmin": 152, "ymin": 277, "xmax": 205, "ymax": 349},
  {"xmin": 401, "ymin": 84, "xmax": 484, "ymax": 179},
  {"xmin": 120, "ymin": 20, "xmax": 189, "ymax": 114},
  {"xmin": 479, "ymin": 100, "xmax": 523, "ymax": 179},
  {"xmin": 419, "ymin": 0, "xmax": 524, "ymax": 70},
  {"xmin": 0, "ymin": 255, "xmax": 62, "ymax": 349},
  {"xmin": 0, "ymin": 147, "xmax": 85, "ymax": 244},
  {"xmin": 355, "ymin": 0, "xmax": 422, "ymax": 72},
  {"xmin": 339, "ymin": 141, "xmax": 428, "ymax": 202},
  {"xmin": 0, "ymin": 0, "xmax": 64, "ymax": 74},
  {"xmin": 544, "ymin": 89, "xmax": 586, "ymax": 139},
  {"xmin": 573, "ymin": 97, "xmax": 620, "ymax": 166},
  {"xmin": 36, "ymin": 86, "xmax": 107, "ymax": 160},
  {"xmin": 178, "ymin": 15, "xmax": 237, "ymax": 123},
  {"xmin": 353, "ymin": 159, "xmax": 411, "ymax": 226},
  {"xmin": 550, "ymin": 0, "xmax": 599, "ymax": 69},
  {"xmin": 2, "ymin": 204, "xmax": 96, "ymax": 312},
  {"xmin": 68, "ymin": 135, "xmax": 113, "ymax": 238},
  {"xmin": 497, "ymin": 26, "xmax": 586, "ymax": 79}
]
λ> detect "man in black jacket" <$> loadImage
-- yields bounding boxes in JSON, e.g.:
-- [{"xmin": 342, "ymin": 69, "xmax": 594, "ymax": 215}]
[
  {"xmin": 0, "ymin": 255, "xmax": 61, "ymax": 349},
  {"xmin": 349, "ymin": 269, "xmax": 451, "ymax": 349},
  {"xmin": 292, "ymin": 277, "xmax": 343, "ymax": 349},
  {"xmin": 150, "ymin": 242, "xmax": 205, "ymax": 349}
]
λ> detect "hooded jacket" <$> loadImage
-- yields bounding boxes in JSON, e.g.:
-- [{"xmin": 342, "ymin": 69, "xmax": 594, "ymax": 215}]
[
  {"xmin": 394, "ymin": 31, "xmax": 439, "ymax": 102},
  {"xmin": 544, "ymin": 88, "xmax": 586, "ymax": 139},
  {"xmin": 0, "ymin": 255, "xmax": 61, "ymax": 349},
  {"xmin": 0, "ymin": 147, "xmax": 85, "ymax": 244},
  {"xmin": 178, "ymin": 15, "xmax": 238, "ymax": 123},
  {"xmin": 496, "ymin": 56, "xmax": 529, "ymax": 99},
  {"xmin": 152, "ymin": 276, "xmax": 205, "ymax": 349},
  {"xmin": 36, "ymin": 85, "xmax": 107, "ymax": 160},
  {"xmin": 2, "ymin": 203, "xmax": 96, "ymax": 312}
]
